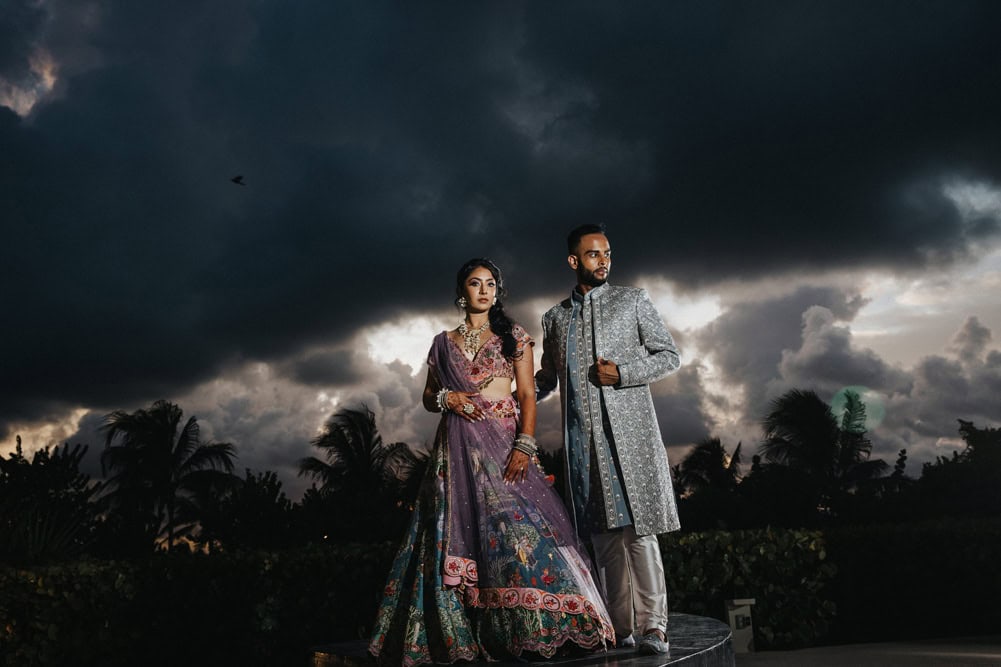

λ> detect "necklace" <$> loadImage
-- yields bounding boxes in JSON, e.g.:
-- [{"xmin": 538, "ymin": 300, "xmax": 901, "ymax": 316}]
[{"xmin": 458, "ymin": 319, "xmax": 490, "ymax": 357}]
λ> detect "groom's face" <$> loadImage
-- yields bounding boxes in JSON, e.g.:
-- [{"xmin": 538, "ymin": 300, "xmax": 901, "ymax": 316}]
[{"xmin": 568, "ymin": 233, "xmax": 611, "ymax": 287}]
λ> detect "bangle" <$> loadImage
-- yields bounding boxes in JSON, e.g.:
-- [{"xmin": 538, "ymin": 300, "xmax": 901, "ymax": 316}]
[
  {"xmin": 513, "ymin": 433, "xmax": 537, "ymax": 456},
  {"xmin": 436, "ymin": 388, "xmax": 451, "ymax": 413},
  {"xmin": 513, "ymin": 443, "xmax": 536, "ymax": 457}
]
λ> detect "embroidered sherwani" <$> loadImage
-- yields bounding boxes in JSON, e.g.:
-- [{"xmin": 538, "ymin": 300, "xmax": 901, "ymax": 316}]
[{"xmin": 537, "ymin": 283, "xmax": 681, "ymax": 537}]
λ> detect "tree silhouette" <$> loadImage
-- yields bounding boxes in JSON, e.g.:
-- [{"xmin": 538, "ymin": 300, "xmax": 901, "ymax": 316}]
[
  {"xmin": 100, "ymin": 400, "xmax": 237, "ymax": 552},
  {"xmin": 298, "ymin": 406, "xmax": 427, "ymax": 542},
  {"xmin": 761, "ymin": 389, "xmax": 841, "ymax": 478},
  {"xmin": 0, "ymin": 438, "xmax": 104, "ymax": 564},
  {"xmin": 892, "ymin": 449, "xmax": 908, "ymax": 479},
  {"xmin": 676, "ymin": 437, "xmax": 743, "ymax": 529},
  {"xmin": 757, "ymin": 389, "xmax": 886, "ymax": 524},
  {"xmin": 834, "ymin": 390, "xmax": 888, "ymax": 490},
  {"xmin": 199, "ymin": 469, "xmax": 298, "ymax": 550},
  {"xmin": 957, "ymin": 419, "xmax": 1001, "ymax": 468},
  {"xmin": 914, "ymin": 419, "xmax": 1001, "ymax": 518},
  {"xmin": 677, "ymin": 437, "xmax": 742, "ymax": 495}
]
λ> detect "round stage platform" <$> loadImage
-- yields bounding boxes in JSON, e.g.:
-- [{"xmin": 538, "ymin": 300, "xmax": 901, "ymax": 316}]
[{"xmin": 313, "ymin": 612, "xmax": 734, "ymax": 666}]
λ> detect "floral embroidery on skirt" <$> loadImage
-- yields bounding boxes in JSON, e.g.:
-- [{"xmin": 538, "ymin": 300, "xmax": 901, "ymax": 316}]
[{"xmin": 368, "ymin": 333, "xmax": 613, "ymax": 666}]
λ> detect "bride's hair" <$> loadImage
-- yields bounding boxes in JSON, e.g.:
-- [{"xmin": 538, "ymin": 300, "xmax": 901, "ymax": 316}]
[{"xmin": 455, "ymin": 258, "xmax": 522, "ymax": 360}]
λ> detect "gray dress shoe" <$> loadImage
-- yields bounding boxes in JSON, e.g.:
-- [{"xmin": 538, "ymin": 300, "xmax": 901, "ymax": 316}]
[
  {"xmin": 637, "ymin": 633, "xmax": 670, "ymax": 655},
  {"xmin": 616, "ymin": 633, "xmax": 636, "ymax": 648}
]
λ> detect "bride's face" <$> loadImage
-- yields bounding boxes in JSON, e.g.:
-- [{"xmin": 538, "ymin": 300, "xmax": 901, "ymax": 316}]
[{"xmin": 463, "ymin": 266, "xmax": 497, "ymax": 314}]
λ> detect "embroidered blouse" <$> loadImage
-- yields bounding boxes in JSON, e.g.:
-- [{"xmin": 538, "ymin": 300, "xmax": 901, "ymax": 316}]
[{"xmin": 441, "ymin": 324, "xmax": 534, "ymax": 388}]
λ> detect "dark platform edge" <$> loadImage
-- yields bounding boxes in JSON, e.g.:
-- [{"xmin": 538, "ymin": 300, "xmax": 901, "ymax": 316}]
[{"xmin": 313, "ymin": 613, "xmax": 734, "ymax": 667}]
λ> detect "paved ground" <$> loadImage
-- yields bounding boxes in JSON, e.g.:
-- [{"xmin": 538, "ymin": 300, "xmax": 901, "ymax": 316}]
[
  {"xmin": 736, "ymin": 636, "xmax": 1001, "ymax": 666},
  {"xmin": 317, "ymin": 634, "xmax": 1001, "ymax": 666}
]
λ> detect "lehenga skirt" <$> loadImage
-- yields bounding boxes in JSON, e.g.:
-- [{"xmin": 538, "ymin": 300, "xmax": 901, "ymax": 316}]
[{"xmin": 368, "ymin": 396, "xmax": 613, "ymax": 666}]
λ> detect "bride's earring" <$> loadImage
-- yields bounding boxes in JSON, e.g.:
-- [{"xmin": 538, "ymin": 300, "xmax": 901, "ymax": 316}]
[{"xmin": 458, "ymin": 296, "xmax": 468, "ymax": 308}]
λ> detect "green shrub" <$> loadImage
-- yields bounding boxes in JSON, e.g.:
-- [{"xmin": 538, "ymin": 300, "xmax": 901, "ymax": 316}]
[
  {"xmin": 0, "ymin": 543, "xmax": 398, "ymax": 666},
  {"xmin": 661, "ymin": 527, "xmax": 837, "ymax": 649},
  {"xmin": 0, "ymin": 560, "xmax": 139, "ymax": 666},
  {"xmin": 5, "ymin": 522, "xmax": 997, "ymax": 663}
]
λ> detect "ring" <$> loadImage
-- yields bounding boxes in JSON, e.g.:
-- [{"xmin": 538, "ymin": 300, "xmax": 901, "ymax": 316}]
[{"xmin": 462, "ymin": 403, "xmax": 475, "ymax": 415}]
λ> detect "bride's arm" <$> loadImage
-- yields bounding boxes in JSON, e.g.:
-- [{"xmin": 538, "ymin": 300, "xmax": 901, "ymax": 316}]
[
  {"xmin": 504, "ymin": 344, "xmax": 537, "ymax": 483},
  {"xmin": 422, "ymin": 367, "xmax": 442, "ymax": 413},
  {"xmin": 513, "ymin": 344, "xmax": 536, "ymax": 437}
]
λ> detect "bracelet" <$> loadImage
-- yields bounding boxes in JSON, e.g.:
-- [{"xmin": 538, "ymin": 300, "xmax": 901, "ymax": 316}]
[
  {"xmin": 512, "ymin": 433, "xmax": 537, "ymax": 456},
  {"xmin": 436, "ymin": 388, "xmax": 451, "ymax": 413}
]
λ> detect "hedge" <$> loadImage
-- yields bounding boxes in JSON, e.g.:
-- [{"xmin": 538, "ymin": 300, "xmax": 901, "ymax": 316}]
[
  {"xmin": 661, "ymin": 527, "xmax": 837, "ymax": 649},
  {"xmin": 0, "ymin": 543, "xmax": 397, "ymax": 666},
  {"xmin": 4, "ymin": 521, "xmax": 997, "ymax": 664}
]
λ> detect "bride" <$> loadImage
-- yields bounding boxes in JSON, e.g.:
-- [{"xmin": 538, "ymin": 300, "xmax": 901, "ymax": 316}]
[{"xmin": 369, "ymin": 258, "xmax": 614, "ymax": 665}]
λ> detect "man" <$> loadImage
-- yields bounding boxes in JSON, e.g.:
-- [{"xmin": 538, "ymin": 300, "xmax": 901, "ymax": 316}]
[{"xmin": 536, "ymin": 224, "xmax": 680, "ymax": 655}]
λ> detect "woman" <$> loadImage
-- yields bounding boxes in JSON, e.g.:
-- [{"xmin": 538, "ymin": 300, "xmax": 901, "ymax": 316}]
[{"xmin": 369, "ymin": 259, "xmax": 614, "ymax": 665}]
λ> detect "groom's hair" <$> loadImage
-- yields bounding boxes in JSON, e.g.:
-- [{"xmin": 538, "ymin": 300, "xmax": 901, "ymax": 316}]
[{"xmin": 567, "ymin": 223, "xmax": 607, "ymax": 254}]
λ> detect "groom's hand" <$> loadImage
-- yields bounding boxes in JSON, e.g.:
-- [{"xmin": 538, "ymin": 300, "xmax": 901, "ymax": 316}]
[{"xmin": 591, "ymin": 357, "xmax": 620, "ymax": 386}]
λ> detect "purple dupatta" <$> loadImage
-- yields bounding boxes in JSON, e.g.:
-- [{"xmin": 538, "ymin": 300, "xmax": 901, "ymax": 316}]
[{"xmin": 429, "ymin": 332, "xmax": 600, "ymax": 605}]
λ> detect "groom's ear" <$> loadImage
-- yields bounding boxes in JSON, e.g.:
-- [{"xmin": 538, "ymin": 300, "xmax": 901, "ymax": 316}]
[{"xmin": 567, "ymin": 254, "xmax": 578, "ymax": 270}]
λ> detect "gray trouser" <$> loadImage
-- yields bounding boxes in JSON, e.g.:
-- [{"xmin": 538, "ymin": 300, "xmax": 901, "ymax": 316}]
[{"xmin": 591, "ymin": 525, "xmax": 669, "ymax": 636}]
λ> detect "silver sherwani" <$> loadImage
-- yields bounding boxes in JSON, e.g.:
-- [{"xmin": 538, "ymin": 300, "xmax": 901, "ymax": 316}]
[{"xmin": 537, "ymin": 283, "xmax": 681, "ymax": 536}]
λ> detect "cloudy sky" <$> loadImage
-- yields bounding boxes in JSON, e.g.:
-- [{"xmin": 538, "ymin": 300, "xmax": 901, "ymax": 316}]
[{"xmin": 3, "ymin": 1, "xmax": 1000, "ymax": 498}]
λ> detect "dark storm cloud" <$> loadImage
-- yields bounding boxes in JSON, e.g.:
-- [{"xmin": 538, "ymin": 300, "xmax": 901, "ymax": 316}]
[
  {"xmin": 874, "ymin": 320, "xmax": 1001, "ymax": 469},
  {"xmin": 949, "ymin": 316, "xmax": 993, "ymax": 364},
  {"xmin": 775, "ymin": 306, "xmax": 911, "ymax": 397},
  {"xmin": 698, "ymin": 285, "xmax": 868, "ymax": 419},
  {"xmin": 653, "ymin": 364, "xmax": 713, "ymax": 449},
  {"xmin": 691, "ymin": 284, "xmax": 926, "ymax": 465},
  {"xmin": 905, "ymin": 333, "xmax": 1001, "ymax": 430},
  {"xmin": 281, "ymin": 348, "xmax": 363, "ymax": 386},
  {"xmin": 695, "ymin": 295, "xmax": 999, "ymax": 471},
  {"xmin": 4, "ymin": 1, "xmax": 1001, "ymax": 442},
  {"xmin": 520, "ymin": 1, "xmax": 1001, "ymax": 282},
  {"xmin": 2, "ymin": 2, "xmax": 531, "ymax": 431},
  {"xmin": 0, "ymin": 0, "xmax": 46, "ymax": 84},
  {"xmin": 533, "ymin": 395, "xmax": 563, "ymax": 453}
]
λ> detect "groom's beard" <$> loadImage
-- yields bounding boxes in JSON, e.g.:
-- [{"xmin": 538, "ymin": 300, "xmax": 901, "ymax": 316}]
[{"xmin": 578, "ymin": 267, "xmax": 608, "ymax": 287}]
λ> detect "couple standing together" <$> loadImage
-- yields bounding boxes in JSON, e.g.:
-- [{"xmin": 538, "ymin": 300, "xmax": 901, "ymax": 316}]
[{"xmin": 369, "ymin": 225, "xmax": 681, "ymax": 665}]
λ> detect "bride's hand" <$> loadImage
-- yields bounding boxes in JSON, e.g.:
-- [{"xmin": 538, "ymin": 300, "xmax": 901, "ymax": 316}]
[
  {"xmin": 447, "ymin": 391, "xmax": 483, "ymax": 421},
  {"xmin": 504, "ymin": 449, "xmax": 531, "ymax": 484}
]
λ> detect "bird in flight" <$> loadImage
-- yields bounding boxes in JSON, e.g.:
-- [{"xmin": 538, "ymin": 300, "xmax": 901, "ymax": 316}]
[{"xmin": 231, "ymin": 175, "xmax": 246, "ymax": 186}]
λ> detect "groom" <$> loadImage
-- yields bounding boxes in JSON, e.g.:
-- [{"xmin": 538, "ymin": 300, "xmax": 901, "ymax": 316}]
[{"xmin": 536, "ymin": 224, "xmax": 681, "ymax": 655}]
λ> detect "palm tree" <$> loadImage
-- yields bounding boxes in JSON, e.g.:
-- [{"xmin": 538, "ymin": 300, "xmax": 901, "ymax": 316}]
[
  {"xmin": 100, "ymin": 400, "xmax": 237, "ymax": 552},
  {"xmin": 760, "ymin": 389, "xmax": 841, "ymax": 478},
  {"xmin": 677, "ymin": 437, "xmax": 742, "ymax": 496},
  {"xmin": 759, "ymin": 389, "xmax": 887, "ymax": 522},
  {"xmin": 298, "ymin": 406, "xmax": 427, "ymax": 541},
  {"xmin": 675, "ymin": 437, "xmax": 743, "ymax": 529},
  {"xmin": 835, "ymin": 389, "xmax": 888, "ymax": 490}
]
